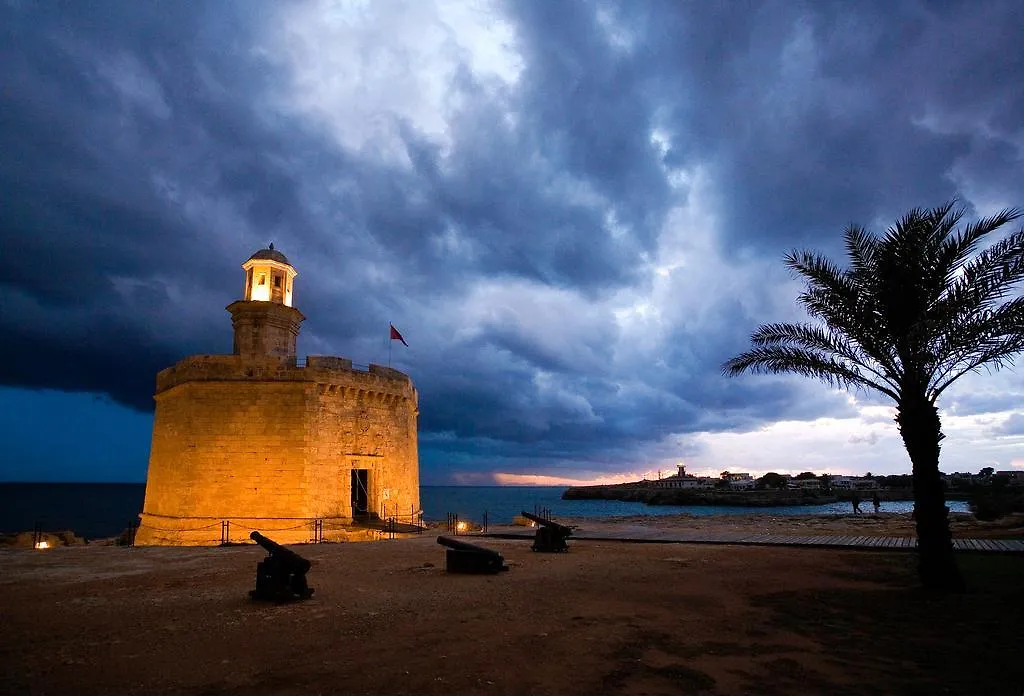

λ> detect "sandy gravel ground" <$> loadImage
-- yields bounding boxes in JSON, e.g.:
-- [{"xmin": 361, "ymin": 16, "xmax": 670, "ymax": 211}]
[{"xmin": 2, "ymin": 515, "xmax": 1023, "ymax": 696}]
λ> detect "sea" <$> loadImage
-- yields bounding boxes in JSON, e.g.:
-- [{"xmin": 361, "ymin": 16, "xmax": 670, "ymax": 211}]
[{"xmin": 0, "ymin": 483, "xmax": 970, "ymax": 540}]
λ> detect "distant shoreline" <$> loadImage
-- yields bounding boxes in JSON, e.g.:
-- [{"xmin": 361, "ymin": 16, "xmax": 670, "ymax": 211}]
[{"xmin": 562, "ymin": 484, "xmax": 971, "ymax": 507}]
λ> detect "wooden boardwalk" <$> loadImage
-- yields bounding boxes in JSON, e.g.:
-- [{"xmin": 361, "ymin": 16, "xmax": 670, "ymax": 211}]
[{"xmin": 479, "ymin": 528, "xmax": 1024, "ymax": 554}]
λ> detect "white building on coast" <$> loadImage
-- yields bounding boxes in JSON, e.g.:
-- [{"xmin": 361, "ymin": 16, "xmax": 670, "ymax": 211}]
[{"xmin": 831, "ymin": 476, "xmax": 881, "ymax": 491}]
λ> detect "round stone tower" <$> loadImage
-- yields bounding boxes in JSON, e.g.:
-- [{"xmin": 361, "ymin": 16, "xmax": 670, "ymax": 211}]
[{"xmin": 136, "ymin": 246, "xmax": 420, "ymax": 546}]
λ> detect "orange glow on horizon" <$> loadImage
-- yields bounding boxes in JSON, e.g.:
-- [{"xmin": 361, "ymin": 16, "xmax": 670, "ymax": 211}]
[{"xmin": 492, "ymin": 472, "xmax": 646, "ymax": 487}]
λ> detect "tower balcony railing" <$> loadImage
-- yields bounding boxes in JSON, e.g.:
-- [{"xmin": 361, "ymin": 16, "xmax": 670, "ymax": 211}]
[{"xmin": 289, "ymin": 356, "xmax": 389, "ymax": 375}]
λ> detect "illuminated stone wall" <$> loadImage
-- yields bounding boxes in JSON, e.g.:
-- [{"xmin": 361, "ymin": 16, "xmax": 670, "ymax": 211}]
[
  {"xmin": 226, "ymin": 301, "xmax": 304, "ymax": 359},
  {"xmin": 136, "ymin": 355, "xmax": 420, "ymax": 546}
]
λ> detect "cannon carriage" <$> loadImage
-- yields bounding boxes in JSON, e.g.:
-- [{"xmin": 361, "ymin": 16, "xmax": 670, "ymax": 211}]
[
  {"xmin": 437, "ymin": 535, "xmax": 509, "ymax": 574},
  {"xmin": 521, "ymin": 511, "xmax": 572, "ymax": 552},
  {"xmin": 249, "ymin": 531, "xmax": 315, "ymax": 602}
]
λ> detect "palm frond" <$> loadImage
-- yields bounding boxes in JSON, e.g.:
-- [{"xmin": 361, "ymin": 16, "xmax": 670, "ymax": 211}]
[
  {"xmin": 784, "ymin": 251, "xmax": 889, "ymax": 358},
  {"xmin": 927, "ymin": 228, "xmax": 1024, "ymax": 388},
  {"xmin": 932, "ymin": 297, "xmax": 1024, "ymax": 397},
  {"xmin": 797, "ymin": 285, "xmax": 900, "ymax": 377},
  {"xmin": 940, "ymin": 227, "xmax": 1024, "ymax": 311},
  {"xmin": 935, "ymin": 208, "xmax": 1021, "ymax": 283},
  {"xmin": 723, "ymin": 345, "xmax": 899, "ymax": 399},
  {"xmin": 844, "ymin": 224, "xmax": 878, "ymax": 278},
  {"xmin": 750, "ymin": 322, "xmax": 900, "ymax": 393}
]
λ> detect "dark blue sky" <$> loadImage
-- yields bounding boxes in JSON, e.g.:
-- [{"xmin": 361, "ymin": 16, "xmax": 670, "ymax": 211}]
[{"xmin": 2, "ymin": 0, "xmax": 1023, "ymax": 484}]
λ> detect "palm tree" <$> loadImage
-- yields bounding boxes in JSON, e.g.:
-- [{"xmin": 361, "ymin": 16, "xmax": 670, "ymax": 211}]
[{"xmin": 724, "ymin": 202, "xmax": 1024, "ymax": 591}]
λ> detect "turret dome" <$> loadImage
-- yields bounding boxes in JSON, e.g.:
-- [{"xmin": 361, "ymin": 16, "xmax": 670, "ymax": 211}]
[{"xmin": 246, "ymin": 243, "xmax": 291, "ymax": 266}]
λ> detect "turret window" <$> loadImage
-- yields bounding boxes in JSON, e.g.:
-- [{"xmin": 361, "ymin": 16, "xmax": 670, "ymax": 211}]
[
  {"xmin": 274, "ymin": 275, "xmax": 282, "ymax": 288},
  {"xmin": 258, "ymin": 274, "xmax": 266, "ymax": 286}
]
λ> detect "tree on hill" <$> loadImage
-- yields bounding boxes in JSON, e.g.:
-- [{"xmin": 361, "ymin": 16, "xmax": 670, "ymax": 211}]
[
  {"xmin": 724, "ymin": 202, "xmax": 1024, "ymax": 591},
  {"xmin": 758, "ymin": 472, "xmax": 788, "ymax": 490},
  {"xmin": 880, "ymin": 474, "xmax": 913, "ymax": 489},
  {"xmin": 794, "ymin": 472, "xmax": 817, "ymax": 480}
]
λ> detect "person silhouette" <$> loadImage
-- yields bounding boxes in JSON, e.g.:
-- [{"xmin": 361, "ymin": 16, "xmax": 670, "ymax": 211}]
[
  {"xmin": 851, "ymin": 493, "xmax": 862, "ymax": 514},
  {"xmin": 872, "ymin": 492, "xmax": 881, "ymax": 514}
]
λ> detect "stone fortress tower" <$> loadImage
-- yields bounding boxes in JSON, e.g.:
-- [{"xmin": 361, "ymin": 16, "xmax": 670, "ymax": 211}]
[{"xmin": 136, "ymin": 246, "xmax": 420, "ymax": 545}]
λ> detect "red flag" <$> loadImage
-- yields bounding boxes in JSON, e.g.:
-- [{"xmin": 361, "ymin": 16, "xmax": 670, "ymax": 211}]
[{"xmin": 390, "ymin": 324, "xmax": 408, "ymax": 347}]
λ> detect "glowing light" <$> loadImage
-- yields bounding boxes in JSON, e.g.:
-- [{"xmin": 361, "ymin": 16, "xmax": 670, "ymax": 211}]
[
  {"xmin": 456, "ymin": 521, "xmax": 468, "ymax": 532},
  {"xmin": 34, "ymin": 541, "xmax": 49, "ymax": 549},
  {"xmin": 250, "ymin": 273, "xmax": 271, "ymax": 302},
  {"xmin": 242, "ymin": 259, "xmax": 298, "ymax": 307}
]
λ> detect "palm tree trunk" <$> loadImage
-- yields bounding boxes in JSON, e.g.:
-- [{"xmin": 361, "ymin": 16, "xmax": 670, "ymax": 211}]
[{"xmin": 895, "ymin": 394, "xmax": 965, "ymax": 591}]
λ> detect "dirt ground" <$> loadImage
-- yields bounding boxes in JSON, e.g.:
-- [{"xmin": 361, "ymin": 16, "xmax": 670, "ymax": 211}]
[{"xmin": 2, "ymin": 516, "xmax": 1023, "ymax": 696}]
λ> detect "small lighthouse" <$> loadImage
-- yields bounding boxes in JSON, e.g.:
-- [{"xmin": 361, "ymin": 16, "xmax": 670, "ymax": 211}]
[{"xmin": 226, "ymin": 244, "xmax": 305, "ymax": 359}]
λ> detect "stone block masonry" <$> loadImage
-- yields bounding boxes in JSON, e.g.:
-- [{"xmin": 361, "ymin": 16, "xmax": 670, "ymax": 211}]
[{"xmin": 136, "ymin": 356, "xmax": 420, "ymax": 545}]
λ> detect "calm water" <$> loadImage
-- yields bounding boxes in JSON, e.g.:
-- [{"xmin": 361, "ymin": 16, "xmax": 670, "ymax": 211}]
[{"xmin": 0, "ymin": 483, "xmax": 969, "ymax": 539}]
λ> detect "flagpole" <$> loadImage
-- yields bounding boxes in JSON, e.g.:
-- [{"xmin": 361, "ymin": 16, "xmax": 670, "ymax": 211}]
[{"xmin": 388, "ymin": 321, "xmax": 392, "ymax": 368}]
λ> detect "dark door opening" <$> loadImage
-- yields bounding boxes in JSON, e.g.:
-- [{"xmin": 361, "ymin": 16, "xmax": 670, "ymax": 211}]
[{"xmin": 351, "ymin": 469, "xmax": 369, "ymax": 519}]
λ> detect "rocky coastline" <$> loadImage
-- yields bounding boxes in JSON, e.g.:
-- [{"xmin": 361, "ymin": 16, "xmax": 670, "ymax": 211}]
[{"xmin": 560, "ymin": 483, "xmax": 944, "ymax": 507}]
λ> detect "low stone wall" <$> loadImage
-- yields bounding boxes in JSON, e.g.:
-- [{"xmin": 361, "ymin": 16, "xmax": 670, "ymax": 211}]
[{"xmin": 135, "ymin": 514, "xmax": 381, "ymax": 546}]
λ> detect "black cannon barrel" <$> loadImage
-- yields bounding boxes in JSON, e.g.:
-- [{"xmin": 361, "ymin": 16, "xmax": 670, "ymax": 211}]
[
  {"xmin": 250, "ymin": 531, "xmax": 311, "ymax": 572},
  {"xmin": 437, "ymin": 535, "xmax": 502, "ymax": 556},
  {"xmin": 520, "ymin": 511, "xmax": 572, "ymax": 533}
]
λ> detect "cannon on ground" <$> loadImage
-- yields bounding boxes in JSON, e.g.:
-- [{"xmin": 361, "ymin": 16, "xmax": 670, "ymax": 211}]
[
  {"xmin": 249, "ymin": 531, "xmax": 315, "ymax": 602},
  {"xmin": 437, "ymin": 535, "xmax": 509, "ymax": 574},
  {"xmin": 521, "ymin": 511, "xmax": 572, "ymax": 552}
]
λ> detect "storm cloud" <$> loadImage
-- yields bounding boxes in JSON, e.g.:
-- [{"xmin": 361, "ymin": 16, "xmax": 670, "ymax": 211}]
[{"xmin": 2, "ymin": 0, "xmax": 1022, "ymax": 482}]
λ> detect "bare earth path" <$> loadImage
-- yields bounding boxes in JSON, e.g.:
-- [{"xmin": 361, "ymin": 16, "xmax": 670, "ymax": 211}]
[
  {"xmin": 2, "ymin": 521, "xmax": 1022, "ymax": 696},
  {"xmin": 484, "ymin": 512, "xmax": 1024, "ymax": 552}
]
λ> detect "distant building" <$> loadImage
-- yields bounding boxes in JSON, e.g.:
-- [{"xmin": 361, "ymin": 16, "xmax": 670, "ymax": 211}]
[
  {"xmin": 721, "ymin": 472, "xmax": 753, "ymax": 481},
  {"xmin": 787, "ymin": 479, "xmax": 822, "ymax": 490},
  {"xmin": 655, "ymin": 477, "xmax": 704, "ymax": 489},
  {"xmin": 729, "ymin": 478, "xmax": 756, "ymax": 490},
  {"xmin": 831, "ymin": 476, "xmax": 880, "ymax": 491},
  {"xmin": 653, "ymin": 465, "xmax": 716, "ymax": 489}
]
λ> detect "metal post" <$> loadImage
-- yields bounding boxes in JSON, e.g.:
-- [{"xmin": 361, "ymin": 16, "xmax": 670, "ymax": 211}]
[{"xmin": 221, "ymin": 520, "xmax": 230, "ymax": 545}]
